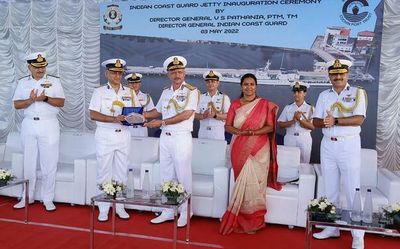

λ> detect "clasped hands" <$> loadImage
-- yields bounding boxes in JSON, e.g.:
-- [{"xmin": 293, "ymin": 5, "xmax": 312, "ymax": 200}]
[
  {"xmin": 28, "ymin": 89, "xmax": 47, "ymax": 104},
  {"xmin": 201, "ymin": 109, "xmax": 216, "ymax": 119},
  {"xmin": 293, "ymin": 111, "xmax": 302, "ymax": 122},
  {"xmin": 236, "ymin": 128, "xmax": 255, "ymax": 136}
]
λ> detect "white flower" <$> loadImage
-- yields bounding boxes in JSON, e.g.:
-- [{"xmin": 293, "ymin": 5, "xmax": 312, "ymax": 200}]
[
  {"xmin": 161, "ymin": 180, "xmax": 185, "ymax": 196},
  {"xmin": 310, "ymin": 199, "xmax": 319, "ymax": 206},
  {"xmin": 392, "ymin": 203, "xmax": 400, "ymax": 212},
  {"xmin": 319, "ymin": 202, "xmax": 327, "ymax": 211},
  {"xmin": 177, "ymin": 184, "xmax": 185, "ymax": 194},
  {"xmin": 0, "ymin": 169, "xmax": 13, "ymax": 181},
  {"xmin": 99, "ymin": 180, "xmax": 125, "ymax": 196},
  {"xmin": 308, "ymin": 197, "xmax": 336, "ymax": 214}
]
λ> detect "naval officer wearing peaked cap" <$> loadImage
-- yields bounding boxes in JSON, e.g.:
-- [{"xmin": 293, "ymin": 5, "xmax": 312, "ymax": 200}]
[
  {"xmin": 89, "ymin": 58, "xmax": 140, "ymax": 222},
  {"xmin": 125, "ymin": 73, "xmax": 155, "ymax": 137},
  {"xmin": 278, "ymin": 81, "xmax": 314, "ymax": 164},
  {"xmin": 12, "ymin": 52, "xmax": 65, "ymax": 212},
  {"xmin": 144, "ymin": 55, "xmax": 199, "ymax": 227},
  {"xmin": 195, "ymin": 69, "xmax": 231, "ymax": 140},
  {"xmin": 312, "ymin": 59, "xmax": 367, "ymax": 249}
]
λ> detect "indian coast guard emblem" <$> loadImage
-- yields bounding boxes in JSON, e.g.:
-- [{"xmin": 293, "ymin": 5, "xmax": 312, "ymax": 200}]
[{"xmin": 103, "ymin": 4, "xmax": 123, "ymax": 31}]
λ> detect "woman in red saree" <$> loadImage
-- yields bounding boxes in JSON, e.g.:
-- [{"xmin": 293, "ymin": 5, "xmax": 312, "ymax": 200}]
[{"xmin": 220, "ymin": 73, "xmax": 281, "ymax": 235}]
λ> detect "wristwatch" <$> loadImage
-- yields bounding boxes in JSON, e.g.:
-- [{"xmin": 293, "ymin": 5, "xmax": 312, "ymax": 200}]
[
  {"xmin": 43, "ymin": 96, "xmax": 49, "ymax": 102},
  {"xmin": 334, "ymin": 118, "xmax": 338, "ymax": 125},
  {"xmin": 213, "ymin": 114, "xmax": 217, "ymax": 119}
]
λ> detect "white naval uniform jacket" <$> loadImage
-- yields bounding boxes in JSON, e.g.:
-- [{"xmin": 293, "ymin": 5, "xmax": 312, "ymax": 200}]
[
  {"xmin": 313, "ymin": 84, "xmax": 367, "ymax": 137},
  {"xmin": 278, "ymin": 101, "xmax": 314, "ymax": 135},
  {"xmin": 196, "ymin": 91, "xmax": 231, "ymax": 139},
  {"xmin": 155, "ymin": 81, "xmax": 199, "ymax": 132},
  {"xmin": 12, "ymin": 74, "xmax": 65, "ymax": 118}
]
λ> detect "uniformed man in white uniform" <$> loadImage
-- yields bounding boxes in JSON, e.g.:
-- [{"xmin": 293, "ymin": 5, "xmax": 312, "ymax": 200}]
[
  {"xmin": 195, "ymin": 70, "xmax": 230, "ymax": 140},
  {"xmin": 278, "ymin": 81, "xmax": 314, "ymax": 163},
  {"xmin": 145, "ymin": 56, "xmax": 199, "ymax": 227},
  {"xmin": 125, "ymin": 73, "xmax": 155, "ymax": 137},
  {"xmin": 312, "ymin": 59, "xmax": 367, "ymax": 249},
  {"xmin": 89, "ymin": 58, "xmax": 140, "ymax": 222},
  {"xmin": 12, "ymin": 52, "xmax": 65, "ymax": 211}
]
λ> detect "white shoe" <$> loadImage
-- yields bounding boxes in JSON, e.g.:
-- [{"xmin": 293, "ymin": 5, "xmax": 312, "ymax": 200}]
[
  {"xmin": 177, "ymin": 212, "xmax": 193, "ymax": 228},
  {"xmin": 313, "ymin": 227, "xmax": 340, "ymax": 239},
  {"xmin": 44, "ymin": 202, "xmax": 56, "ymax": 212},
  {"xmin": 98, "ymin": 211, "xmax": 109, "ymax": 222},
  {"xmin": 352, "ymin": 236, "xmax": 364, "ymax": 249},
  {"xmin": 150, "ymin": 211, "xmax": 174, "ymax": 224},
  {"xmin": 116, "ymin": 208, "xmax": 130, "ymax": 219},
  {"xmin": 13, "ymin": 199, "xmax": 34, "ymax": 209}
]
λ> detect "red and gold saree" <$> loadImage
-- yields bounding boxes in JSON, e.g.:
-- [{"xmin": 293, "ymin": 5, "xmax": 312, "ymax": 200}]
[{"xmin": 220, "ymin": 98, "xmax": 281, "ymax": 235}]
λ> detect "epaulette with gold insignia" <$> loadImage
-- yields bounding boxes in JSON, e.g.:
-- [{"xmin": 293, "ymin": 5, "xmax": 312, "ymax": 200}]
[
  {"xmin": 18, "ymin": 75, "xmax": 29, "ymax": 80},
  {"xmin": 183, "ymin": 83, "xmax": 197, "ymax": 91},
  {"xmin": 48, "ymin": 74, "xmax": 60, "ymax": 78}
]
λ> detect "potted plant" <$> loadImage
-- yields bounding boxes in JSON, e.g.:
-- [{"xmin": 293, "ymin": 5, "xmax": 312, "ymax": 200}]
[
  {"xmin": 383, "ymin": 202, "xmax": 400, "ymax": 231},
  {"xmin": 99, "ymin": 180, "xmax": 125, "ymax": 199},
  {"xmin": 161, "ymin": 180, "xmax": 186, "ymax": 204},
  {"xmin": 0, "ymin": 168, "xmax": 14, "ymax": 186}
]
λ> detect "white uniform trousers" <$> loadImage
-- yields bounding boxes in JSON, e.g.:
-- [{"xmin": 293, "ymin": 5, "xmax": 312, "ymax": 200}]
[
  {"xmin": 284, "ymin": 132, "xmax": 312, "ymax": 163},
  {"xmin": 159, "ymin": 131, "xmax": 193, "ymax": 216},
  {"xmin": 95, "ymin": 127, "xmax": 131, "ymax": 212},
  {"xmin": 129, "ymin": 125, "xmax": 148, "ymax": 137},
  {"xmin": 198, "ymin": 125, "xmax": 225, "ymax": 140},
  {"xmin": 321, "ymin": 135, "xmax": 364, "ymax": 238},
  {"xmin": 20, "ymin": 117, "xmax": 60, "ymax": 203}
]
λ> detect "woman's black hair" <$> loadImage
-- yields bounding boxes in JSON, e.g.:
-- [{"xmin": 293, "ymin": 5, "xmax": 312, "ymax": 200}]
[{"xmin": 240, "ymin": 73, "xmax": 258, "ymax": 97}]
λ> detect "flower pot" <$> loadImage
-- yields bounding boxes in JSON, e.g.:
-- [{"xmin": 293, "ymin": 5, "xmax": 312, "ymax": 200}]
[
  {"xmin": 311, "ymin": 211, "xmax": 335, "ymax": 222},
  {"xmin": 162, "ymin": 194, "xmax": 179, "ymax": 204}
]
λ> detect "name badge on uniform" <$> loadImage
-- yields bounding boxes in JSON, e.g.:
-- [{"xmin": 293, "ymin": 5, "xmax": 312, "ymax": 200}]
[
  {"xmin": 41, "ymin": 81, "xmax": 52, "ymax": 88},
  {"xmin": 343, "ymin": 95, "xmax": 355, "ymax": 102},
  {"xmin": 122, "ymin": 96, "xmax": 131, "ymax": 101},
  {"xmin": 176, "ymin": 94, "xmax": 186, "ymax": 102}
]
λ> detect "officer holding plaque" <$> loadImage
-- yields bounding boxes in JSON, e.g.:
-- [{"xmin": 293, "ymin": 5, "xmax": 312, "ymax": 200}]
[
  {"xmin": 144, "ymin": 55, "xmax": 199, "ymax": 227},
  {"xmin": 89, "ymin": 58, "xmax": 140, "ymax": 222},
  {"xmin": 125, "ymin": 73, "xmax": 155, "ymax": 137},
  {"xmin": 195, "ymin": 70, "xmax": 231, "ymax": 140}
]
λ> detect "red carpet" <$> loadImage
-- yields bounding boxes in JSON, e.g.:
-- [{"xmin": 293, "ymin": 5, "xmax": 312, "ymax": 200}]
[{"xmin": 0, "ymin": 197, "xmax": 398, "ymax": 249}]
